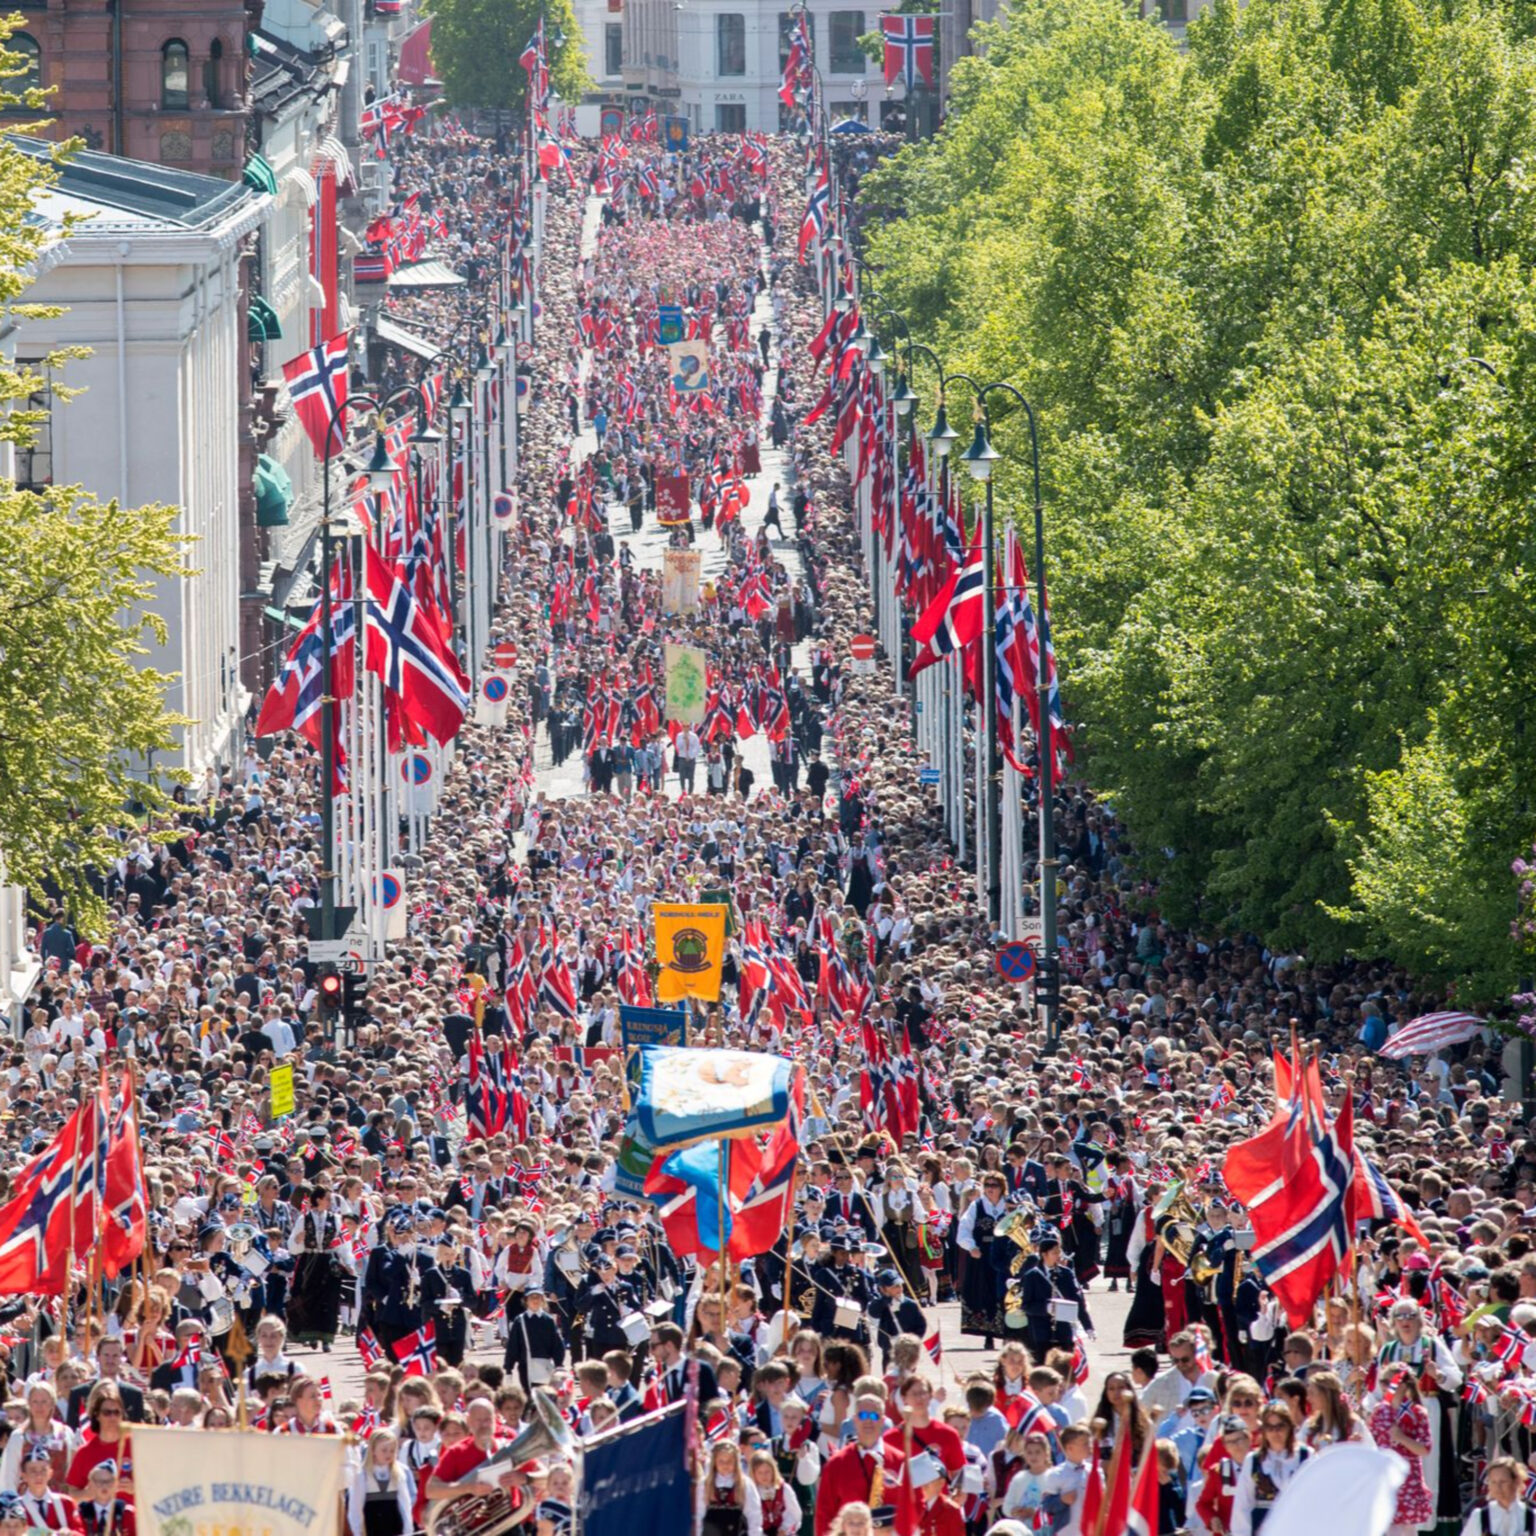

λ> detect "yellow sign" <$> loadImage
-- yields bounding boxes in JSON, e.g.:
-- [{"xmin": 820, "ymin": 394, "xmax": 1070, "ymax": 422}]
[
  {"xmin": 270, "ymin": 1063, "xmax": 295, "ymax": 1119},
  {"xmin": 653, "ymin": 903, "xmax": 727, "ymax": 1003},
  {"xmin": 663, "ymin": 642, "xmax": 709, "ymax": 725}
]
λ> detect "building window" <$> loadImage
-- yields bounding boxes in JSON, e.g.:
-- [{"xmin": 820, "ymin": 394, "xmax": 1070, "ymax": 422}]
[
  {"xmin": 13, "ymin": 365, "xmax": 52, "ymax": 493},
  {"xmin": 1158, "ymin": 0, "xmax": 1187, "ymax": 19},
  {"xmin": 828, "ymin": 11, "xmax": 865, "ymax": 72},
  {"xmin": 161, "ymin": 39, "xmax": 190, "ymax": 110},
  {"xmin": 716, "ymin": 13, "xmax": 745, "ymax": 76},
  {"xmin": 715, "ymin": 102, "xmax": 746, "ymax": 131},
  {"xmin": 605, "ymin": 22, "xmax": 623, "ymax": 75},
  {"xmin": 778, "ymin": 10, "xmax": 813, "ymax": 70},
  {"xmin": 204, "ymin": 37, "xmax": 223, "ymax": 108},
  {"xmin": 9, "ymin": 33, "xmax": 40, "ymax": 93}
]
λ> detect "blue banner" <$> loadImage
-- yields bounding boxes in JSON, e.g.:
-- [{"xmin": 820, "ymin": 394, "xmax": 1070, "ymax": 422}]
[
  {"xmin": 621, "ymin": 1004, "xmax": 688, "ymax": 1050},
  {"xmin": 580, "ymin": 1405, "xmax": 692, "ymax": 1536},
  {"xmin": 663, "ymin": 115, "xmax": 689, "ymax": 153}
]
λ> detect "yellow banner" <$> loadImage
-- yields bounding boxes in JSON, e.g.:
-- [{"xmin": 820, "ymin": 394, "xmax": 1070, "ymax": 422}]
[
  {"xmin": 270, "ymin": 1063, "xmax": 295, "ymax": 1118},
  {"xmin": 653, "ymin": 903, "xmax": 727, "ymax": 1003}
]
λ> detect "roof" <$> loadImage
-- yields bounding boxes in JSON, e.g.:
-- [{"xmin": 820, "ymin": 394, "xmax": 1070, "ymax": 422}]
[
  {"xmin": 387, "ymin": 259, "xmax": 465, "ymax": 290},
  {"xmin": 10, "ymin": 135, "xmax": 258, "ymax": 232},
  {"xmin": 249, "ymin": 27, "xmax": 338, "ymax": 116},
  {"xmin": 375, "ymin": 314, "xmax": 440, "ymax": 361}
]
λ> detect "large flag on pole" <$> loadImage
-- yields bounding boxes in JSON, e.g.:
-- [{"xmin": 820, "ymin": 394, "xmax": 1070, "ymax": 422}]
[{"xmin": 880, "ymin": 13, "xmax": 935, "ymax": 90}]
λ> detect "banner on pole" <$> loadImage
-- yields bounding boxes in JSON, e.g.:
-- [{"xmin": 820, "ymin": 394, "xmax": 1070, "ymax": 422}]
[
  {"xmin": 661, "ymin": 549, "xmax": 702, "ymax": 613},
  {"xmin": 580, "ymin": 1404, "xmax": 693, "ymax": 1536},
  {"xmin": 655, "ymin": 473, "xmax": 691, "ymax": 525},
  {"xmin": 620, "ymin": 1004, "xmax": 689, "ymax": 1050},
  {"xmin": 666, "ymin": 339, "xmax": 711, "ymax": 397},
  {"xmin": 270, "ymin": 1064, "xmax": 295, "ymax": 1118},
  {"xmin": 133, "ymin": 1425, "xmax": 347, "ymax": 1536},
  {"xmin": 662, "ymin": 643, "xmax": 709, "ymax": 725},
  {"xmin": 651, "ymin": 903, "xmax": 727, "ymax": 1003}
]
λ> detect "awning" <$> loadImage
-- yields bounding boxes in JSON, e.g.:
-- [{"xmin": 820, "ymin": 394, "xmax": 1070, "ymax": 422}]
[
  {"xmin": 376, "ymin": 314, "xmax": 439, "ymax": 362},
  {"xmin": 242, "ymin": 152, "xmax": 279, "ymax": 195},
  {"xmin": 313, "ymin": 134, "xmax": 357, "ymax": 197},
  {"xmin": 285, "ymin": 164, "xmax": 318, "ymax": 209},
  {"xmin": 247, "ymin": 293, "xmax": 282, "ymax": 341},
  {"xmin": 254, "ymin": 453, "xmax": 294, "ymax": 527},
  {"xmin": 387, "ymin": 259, "xmax": 464, "ymax": 290}
]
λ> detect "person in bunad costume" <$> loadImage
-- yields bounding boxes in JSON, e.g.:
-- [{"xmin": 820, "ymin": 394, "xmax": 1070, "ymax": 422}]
[{"xmin": 1369, "ymin": 1300, "xmax": 1462, "ymax": 1536}]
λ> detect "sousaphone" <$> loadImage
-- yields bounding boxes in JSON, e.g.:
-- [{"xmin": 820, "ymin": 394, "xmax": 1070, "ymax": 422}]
[{"xmin": 425, "ymin": 1392, "xmax": 575, "ymax": 1536}]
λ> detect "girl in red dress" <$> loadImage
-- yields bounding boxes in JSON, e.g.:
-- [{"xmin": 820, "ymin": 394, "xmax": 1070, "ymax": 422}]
[{"xmin": 1367, "ymin": 1368, "xmax": 1433, "ymax": 1536}]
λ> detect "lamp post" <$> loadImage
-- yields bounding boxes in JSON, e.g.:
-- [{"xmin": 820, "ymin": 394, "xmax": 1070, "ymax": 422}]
[
  {"xmin": 316, "ymin": 390, "xmax": 415, "ymax": 939},
  {"xmin": 950, "ymin": 377, "xmax": 1057, "ymax": 1041}
]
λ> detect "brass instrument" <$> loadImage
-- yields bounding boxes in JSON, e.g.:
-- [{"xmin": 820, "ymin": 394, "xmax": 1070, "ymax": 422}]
[
  {"xmin": 1153, "ymin": 1186, "xmax": 1219, "ymax": 1291},
  {"xmin": 426, "ymin": 1392, "xmax": 574, "ymax": 1536},
  {"xmin": 998, "ymin": 1208, "xmax": 1036, "ymax": 1332}
]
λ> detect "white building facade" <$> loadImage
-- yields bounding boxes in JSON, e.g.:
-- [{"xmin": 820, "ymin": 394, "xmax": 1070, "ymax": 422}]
[
  {"xmin": 622, "ymin": 0, "xmax": 888, "ymax": 134},
  {"xmin": 12, "ymin": 142, "xmax": 269, "ymax": 781}
]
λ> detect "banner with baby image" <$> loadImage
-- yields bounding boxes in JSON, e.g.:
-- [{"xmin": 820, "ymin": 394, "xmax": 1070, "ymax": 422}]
[{"xmin": 630, "ymin": 1043, "xmax": 796, "ymax": 1150}]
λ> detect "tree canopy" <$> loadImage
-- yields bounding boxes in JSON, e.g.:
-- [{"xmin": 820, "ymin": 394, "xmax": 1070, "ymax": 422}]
[
  {"xmin": 862, "ymin": 0, "xmax": 1536, "ymax": 1002},
  {"xmin": 0, "ymin": 18, "xmax": 186, "ymax": 934},
  {"xmin": 425, "ymin": 0, "xmax": 589, "ymax": 115}
]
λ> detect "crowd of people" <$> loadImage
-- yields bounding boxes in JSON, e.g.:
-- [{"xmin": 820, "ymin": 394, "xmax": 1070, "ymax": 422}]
[{"xmin": 5, "ymin": 107, "xmax": 1536, "ymax": 1536}]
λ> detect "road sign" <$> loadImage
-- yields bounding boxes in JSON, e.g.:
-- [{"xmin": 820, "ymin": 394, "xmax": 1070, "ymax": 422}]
[
  {"xmin": 308, "ymin": 935, "xmax": 355, "ymax": 962},
  {"xmin": 918, "ymin": 767, "xmax": 941, "ymax": 786},
  {"xmin": 339, "ymin": 956, "xmax": 364, "ymax": 975},
  {"xmin": 483, "ymin": 674, "xmax": 510, "ymax": 704},
  {"xmin": 516, "ymin": 339, "xmax": 533, "ymax": 363},
  {"xmin": 851, "ymin": 633, "xmax": 876, "ymax": 675},
  {"xmin": 995, "ymin": 942, "xmax": 1037, "ymax": 982},
  {"xmin": 492, "ymin": 491, "xmax": 516, "ymax": 526},
  {"xmin": 493, "ymin": 640, "xmax": 518, "ymax": 669}
]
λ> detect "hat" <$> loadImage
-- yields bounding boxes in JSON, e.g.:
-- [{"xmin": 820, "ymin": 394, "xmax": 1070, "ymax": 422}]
[
  {"xmin": 907, "ymin": 1451, "xmax": 945, "ymax": 1488},
  {"xmin": 23, "ymin": 1447, "xmax": 53, "ymax": 1466},
  {"xmin": 197, "ymin": 1221, "xmax": 224, "ymax": 1241},
  {"xmin": 987, "ymin": 1524, "xmax": 1031, "ymax": 1536},
  {"xmin": 1186, "ymin": 1388, "xmax": 1217, "ymax": 1406},
  {"xmin": 1218, "ymin": 1415, "xmax": 1251, "ymax": 1438},
  {"xmin": 876, "ymin": 1269, "xmax": 901, "ymax": 1288}
]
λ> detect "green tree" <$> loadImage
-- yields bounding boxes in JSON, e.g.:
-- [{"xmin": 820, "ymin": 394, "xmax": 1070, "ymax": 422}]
[
  {"xmin": 426, "ymin": 0, "xmax": 589, "ymax": 114},
  {"xmin": 862, "ymin": 0, "xmax": 1536, "ymax": 999},
  {"xmin": 0, "ymin": 17, "xmax": 187, "ymax": 933}
]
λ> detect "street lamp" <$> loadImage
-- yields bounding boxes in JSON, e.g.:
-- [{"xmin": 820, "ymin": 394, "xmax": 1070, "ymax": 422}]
[
  {"xmin": 947, "ymin": 375, "xmax": 1057, "ymax": 1041},
  {"xmin": 926, "ymin": 397, "xmax": 959, "ymax": 457}
]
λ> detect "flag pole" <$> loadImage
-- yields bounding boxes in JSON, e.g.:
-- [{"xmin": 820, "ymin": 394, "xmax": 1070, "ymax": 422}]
[
  {"xmin": 62, "ymin": 1098, "xmax": 83, "ymax": 1344},
  {"xmin": 717, "ymin": 1139, "xmax": 730, "ymax": 1341},
  {"xmin": 780, "ymin": 1164, "xmax": 798, "ymax": 1355},
  {"xmin": 1092, "ymin": 1404, "xmax": 1129, "ymax": 1536}
]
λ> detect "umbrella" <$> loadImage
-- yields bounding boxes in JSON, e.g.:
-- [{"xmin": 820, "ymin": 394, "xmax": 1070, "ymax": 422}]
[{"xmin": 1376, "ymin": 1010, "xmax": 1487, "ymax": 1059}]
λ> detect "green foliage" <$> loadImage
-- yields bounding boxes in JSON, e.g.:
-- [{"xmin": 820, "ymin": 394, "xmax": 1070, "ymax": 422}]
[
  {"xmin": 864, "ymin": 0, "xmax": 1536, "ymax": 1000},
  {"xmin": 0, "ymin": 16, "xmax": 187, "ymax": 934},
  {"xmin": 425, "ymin": 0, "xmax": 589, "ymax": 114}
]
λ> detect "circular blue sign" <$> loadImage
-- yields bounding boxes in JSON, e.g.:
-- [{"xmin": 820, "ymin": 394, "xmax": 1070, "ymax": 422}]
[{"xmin": 995, "ymin": 942, "xmax": 1036, "ymax": 982}]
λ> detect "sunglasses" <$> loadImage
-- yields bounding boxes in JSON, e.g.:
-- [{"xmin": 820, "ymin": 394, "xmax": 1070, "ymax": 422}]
[{"xmin": 855, "ymin": 1411, "xmax": 883, "ymax": 1423}]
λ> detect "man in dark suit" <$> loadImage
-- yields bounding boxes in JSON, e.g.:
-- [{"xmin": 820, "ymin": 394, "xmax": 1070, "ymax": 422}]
[
  {"xmin": 828, "ymin": 1169, "xmax": 879, "ymax": 1242},
  {"xmin": 67, "ymin": 1338, "xmax": 148, "ymax": 1426},
  {"xmin": 503, "ymin": 1284, "xmax": 567, "ymax": 1395},
  {"xmin": 1005, "ymin": 1142, "xmax": 1049, "ymax": 1204},
  {"xmin": 650, "ymin": 1321, "xmax": 717, "ymax": 1408}
]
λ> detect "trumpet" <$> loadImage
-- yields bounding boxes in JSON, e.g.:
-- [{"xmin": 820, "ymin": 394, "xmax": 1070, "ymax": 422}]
[{"xmin": 1154, "ymin": 1186, "xmax": 1219, "ymax": 1290}]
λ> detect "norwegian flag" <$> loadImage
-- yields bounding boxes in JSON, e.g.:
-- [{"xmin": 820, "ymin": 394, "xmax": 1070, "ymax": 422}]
[
  {"xmin": 924, "ymin": 1331, "xmax": 943, "ymax": 1368},
  {"xmin": 0, "ymin": 1082, "xmax": 108, "ymax": 1293},
  {"xmin": 1069, "ymin": 1334, "xmax": 1090, "ymax": 1387},
  {"xmin": 798, "ymin": 168, "xmax": 830, "ymax": 263},
  {"xmin": 172, "ymin": 1338, "xmax": 203, "ymax": 1371},
  {"xmin": 364, "ymin": 543, "xmax": 471, "ymax": 746},
  {"xmin": 908, "ymin": 528, "xmax": 985, "ymax": 678},
  {"xmin": 539, "ymin": 952, "xmax": 579, "ymax": 1020},
  {"xmin": 392, "ymin": 1322, "xmax": 438, "ymax": 1377},
  {"xmin": 281, "ymin": 331, "xmax": 350, "ymax": 459},
  {"xmin": 520, "ymin": 19, "xmax": 550, "ymax": 112},
  {"xmin": 1463, "ymin": 1375, "xmax": 1490, "ymax": 1407},
  {"xmin": 880, "ymin": 12, "xmax": 934, "ymax": 90},
  {"xmin": 210, "ymin": 1129, "xmax": 237, "ymax": 1166},
  {"xmin": 1349, "ymin": 1149, "xmax": 1429, "ymax": 1245},
  {"xmin": 352, "ymin": 1403, "xmax": 382, "ymax": 1437},
  {"xmin": 1189, "ymin": 1325, "xmax": 1214, "ymax": 1375},
  {"xmin": 466, "ymin": 1030, "xmax": 508, "ymax": 1138},
  {"xmin": 357, "ymin": 1328, "xmax": 386, "ymax": 1368},
  {"xmin": 100, "ymin": 1072, "xmax": 147, "ymax": 1280},
  {"xmin": 1495, "ymin": 1322, "xmax": 1533, "ymax": 1374}
]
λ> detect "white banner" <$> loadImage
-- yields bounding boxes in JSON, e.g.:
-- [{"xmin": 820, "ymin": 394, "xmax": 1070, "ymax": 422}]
[
  {"xmin": 661, "ymin": 549, "xmax": 702, "ymax": 614},
  {"xmin": 134, "ymin": 1425, "xmax": 347, "ymax": 1536}
]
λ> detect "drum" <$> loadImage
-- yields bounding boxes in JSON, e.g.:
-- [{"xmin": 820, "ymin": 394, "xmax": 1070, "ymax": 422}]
[
  {"xmin": 620, "ymin": 1312, "xmax": 650, "ymax": 1347},
  {"xmin": 833, "ymin": 1299, "xmax": 863, "ymax": 1331},
  {"xmin": 1049, "ymin": 1299, "xmax": 1079, "ymax": 1326},
  {"xmin": 207, "ymin": 1297, "xmax": 236, "ymax": 1336}
]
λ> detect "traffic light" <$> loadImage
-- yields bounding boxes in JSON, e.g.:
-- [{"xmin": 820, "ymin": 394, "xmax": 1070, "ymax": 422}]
[
  {"xmin": 1036, "ymin": 954, "xmax": 1060, "ymax": 1015},
  {"xmin": 316, "ymin": 967, "xmax": 342, "ymax": 1023},
  {"xmin": 341, "ymin": 971, "xmax": 369, "ymax": 1033}
]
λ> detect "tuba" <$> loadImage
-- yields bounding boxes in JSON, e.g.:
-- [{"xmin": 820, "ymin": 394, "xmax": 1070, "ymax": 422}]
[
  {"xmin": 425, "ymin": 1393, "xmax": 574, "ymax": 1536},
  {"xmin": 1153, "ymin": 1186, "xmax": 1219, "ymax": 1290},
  {"xmin": 997, "ymin": 1207, "xmax": 1036, "ymax": 1332}
]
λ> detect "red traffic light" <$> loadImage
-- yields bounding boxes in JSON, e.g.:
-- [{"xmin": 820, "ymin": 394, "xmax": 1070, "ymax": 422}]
[{"xmin": 318, "ymin": 972, "xmax": 343, "ymax": 1003}]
